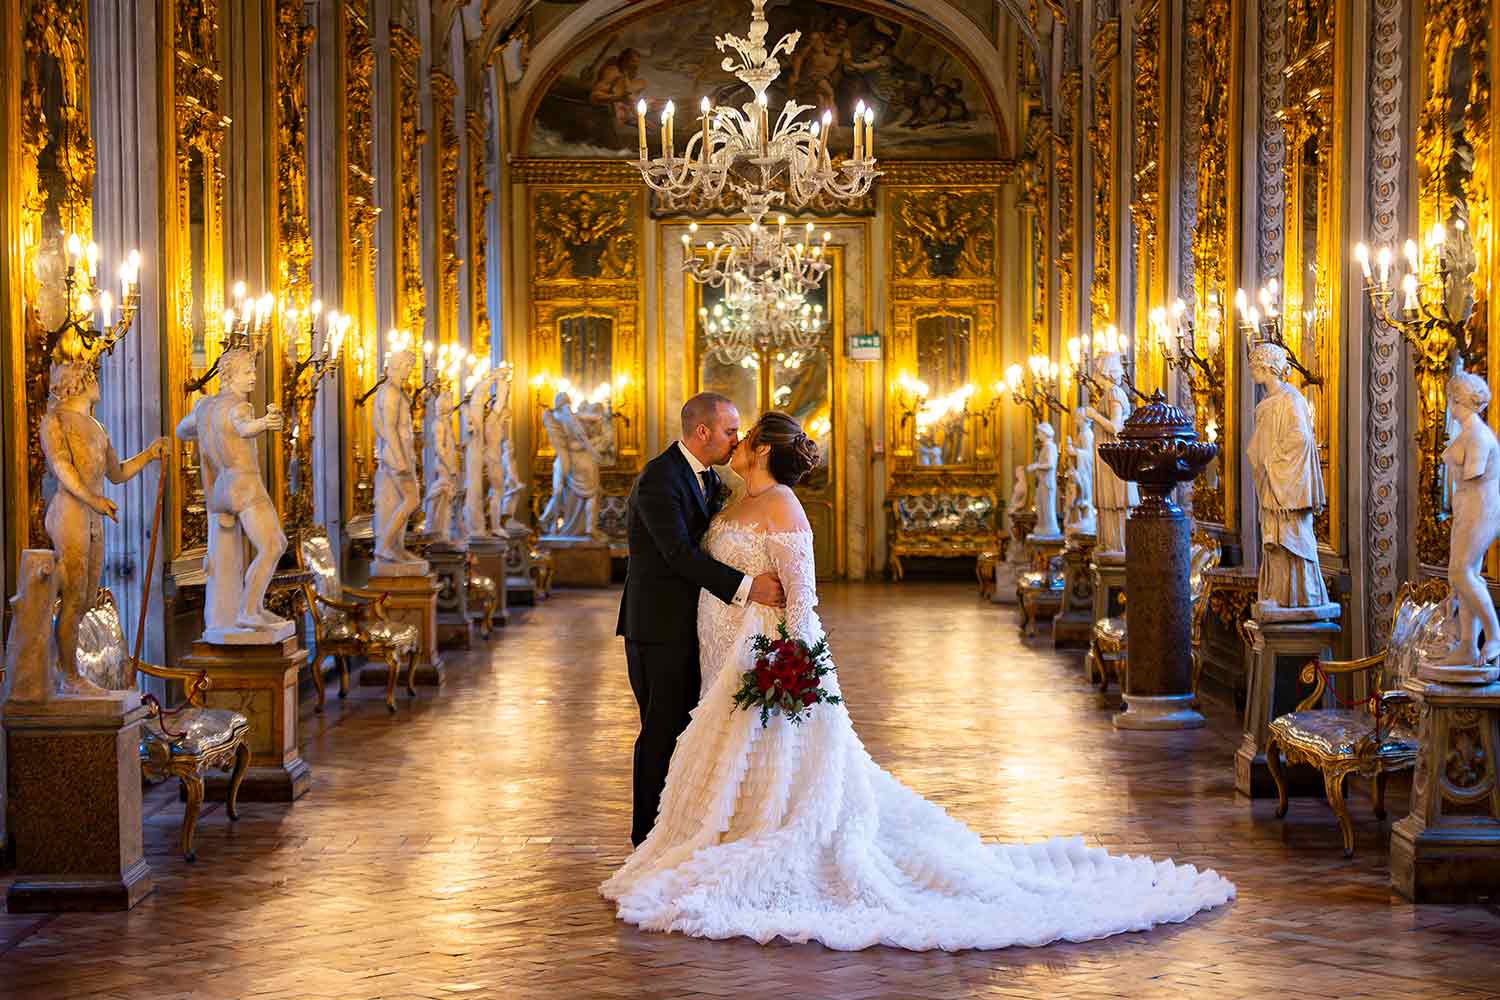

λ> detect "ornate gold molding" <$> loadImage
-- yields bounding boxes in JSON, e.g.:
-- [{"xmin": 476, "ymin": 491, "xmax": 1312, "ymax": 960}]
[
  {"xmin": 432, "ymin": 68, "xmax": 459, "ymax": 338},
  {"xmin": 890, "ymin": 189, "xmax": 998, "ymax": 282},
  {"xmin": 1414, "ymin": 0, "xmax": 1492, "ymax": 566},
  {"xmin": 393, "ymin": 22, "xmax": 424, "ymax": 333},
  {"xmin": 19, "ymin": 0, "xmax": 94, "ymax": 551},
  {"xmin": 342, "ymin": 0, "xmax": 376, "ymax": 519},
  {"xmin": 1090, "ymin": 18, "xmax": 1119, "ymax": 325},
  {"xmin": 533, "ymin": 189, "xmax": 636, "ymax": 282},
  {"xmin": 467, "ymin": 96, "xmax": 491, "ymax": 359}
]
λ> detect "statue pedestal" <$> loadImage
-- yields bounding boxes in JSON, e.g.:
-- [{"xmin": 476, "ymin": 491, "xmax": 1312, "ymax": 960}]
[
  {"xmin": 506, "ymin": 530, "xmax": 539, "ymax": 604},
  {"xmin": 1114, "ymin": 501, "xmax": 1204, "ymax": 731},
  {"xmin": 361, "ymin": 573, "xmax": 444, "ymax": 686},
  {"xmin": 426, "ymin": 542, "xmax": 474, "ymax": 650},
  {"xmin": 1089, "ymin": 553, "xmax": 1128, "ymax": 681},
  {"xmin": 4, "ymin": 698, "xmax": 155, "ymax": 912},
  {"xmin": 468, "ymin": 536, "xmax": 511, "ymax": 628},
  {"xmin": 1392, "ymin": 679, "xmax": 1500, "ymax": 902},
  {"xmin": 1051, "ymin": 533, "xmax": 1096, "ymax": 649},
  {"xmin": 181, "ymin": 638, "xmax": 311, "ymax": 802},
  {"xmin": 539, "ymin": 536, "xmax": 611, "ymax": 588},
  {"xmin": 1236, "ymin": 614, "xmax": 1340, "ymax": 798}
]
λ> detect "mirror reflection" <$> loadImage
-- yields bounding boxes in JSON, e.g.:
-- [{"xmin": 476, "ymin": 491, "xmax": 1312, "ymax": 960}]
[
  {"xmin": 559, "ymin": 314, "xmax": 614, "ymax": 401},
  {"xmin": 914, "ymin": 313, "xmax": 972, "ymax": 466},
  {"xmin": 189, "ymin": 147, "xmax": 208, "ymax": 368}
]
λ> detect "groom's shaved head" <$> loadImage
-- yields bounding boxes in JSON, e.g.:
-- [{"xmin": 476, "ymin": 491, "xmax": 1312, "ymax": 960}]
[{"xmin": 681, "ymin": 392, "xmax": 734, "ymax": 437}]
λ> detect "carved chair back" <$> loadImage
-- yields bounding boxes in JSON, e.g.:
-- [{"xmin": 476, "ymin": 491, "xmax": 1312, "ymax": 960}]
[
  {"xmin": 1188, "ymin": 532, "xmax": 1223, "ymax": 609},
  {"xmin": 76, "ymin": 590, "xmax": 133, "ymax": 691},
  {"xmin": 1378, "ymin": 580, "xmax": 1452, "ymax": 693},
  {"xmin": 299, "ymin": 533, "xmax": 345, "ymax": 622}
]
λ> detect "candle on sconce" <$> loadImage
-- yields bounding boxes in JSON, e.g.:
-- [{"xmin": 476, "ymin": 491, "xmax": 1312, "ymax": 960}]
[
  {"xmin": 85, "ymin": 241, "xmax": 100, "ymax": 277},
  {"xmin": 66, "ymin": 233, "xmax": 83, "ymax": 262},
  {"xmin": 1404, "ymin": 239, "xmax": 1420, "ymax": 276},
  {"xmin": 1377, "ymin": 246, "xmax": 1392, "ymax": 287},
  {"xmin": 98, "ymin": 291, "xmax": 113, "ymax": 329},
  {"xmin": 1355, "ymin": 242, "xmax": 1372, "ymax": 282},
  {"xmin": 1402, "ymin": 272, "xmax": 1420, "ymax": 313}
]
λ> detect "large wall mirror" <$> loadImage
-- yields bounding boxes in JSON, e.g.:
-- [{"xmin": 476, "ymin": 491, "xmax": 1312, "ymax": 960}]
[
  {"xmin": 913, "ymin": 312, "xmax": 973, "ymax": 466},
  {"xmin": 690, "ymin": 249, "xmax": 842, "ymax": 577},
  {"xmin": 559, "ymin": 313, "xmax": 615, "ymax": 398}
]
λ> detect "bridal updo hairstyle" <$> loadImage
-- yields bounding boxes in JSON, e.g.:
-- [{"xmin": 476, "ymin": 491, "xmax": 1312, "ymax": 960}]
[{"xmin": 747, "ymin": 411, "xmax": 821, "ymax": 486}]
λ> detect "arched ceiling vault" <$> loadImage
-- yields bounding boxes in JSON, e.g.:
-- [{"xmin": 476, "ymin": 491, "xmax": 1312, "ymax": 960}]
[{"xmin": 500, "ymin": 0, "xmax": 1029, "ymax": 158}]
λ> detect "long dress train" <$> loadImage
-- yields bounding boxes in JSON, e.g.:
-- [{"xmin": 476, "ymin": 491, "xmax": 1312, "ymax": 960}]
[{"xmin": 602, "ymin": 516, "xmax": 1234, "ymax": 951}]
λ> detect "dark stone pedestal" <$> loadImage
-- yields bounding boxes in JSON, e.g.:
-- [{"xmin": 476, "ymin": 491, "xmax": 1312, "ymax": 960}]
[
  {"xmin": 1051, "ymin": 533, "xmax": 1096, "ymax": 649},
  {"xmin": 1236, "ymin": 615, "xmax": 1340, "ymax": 798},
  {"xmin": 182, "ymin": 638, "xmax": 312, "ymax": 802},
  {"xmin": 4, "ymin": 698, "xmax": 155, "ymax": 912},
  {"xmin": 360, "ymin": 572, "xmax": 444, "ymax": 686},
  {"xmin": 1392, "ymin": 679, "xmax": 1500, "ymax": 902},
  {"xmin": 1114, "ymin": 495, "xmax": 1204, "ymax": 730},
  {"xmin": 428, "ymin": 542, "xmax": 475, "ymax": 650}
]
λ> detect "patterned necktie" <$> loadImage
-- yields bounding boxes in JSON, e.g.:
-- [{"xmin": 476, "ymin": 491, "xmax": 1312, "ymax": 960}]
[{"xmin": 700, "ymin": 470, "xmax": 714, "ymax": 502}]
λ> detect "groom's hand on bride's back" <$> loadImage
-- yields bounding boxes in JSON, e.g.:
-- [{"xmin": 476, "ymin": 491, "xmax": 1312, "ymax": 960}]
[{"xmin": 749, "ymin": 573, "xmax": 785, "ymax": 607}]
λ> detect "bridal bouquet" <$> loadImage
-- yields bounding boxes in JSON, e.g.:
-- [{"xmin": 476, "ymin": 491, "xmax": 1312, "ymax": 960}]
[{"xmin": 732, "ymin": 620, "xmax": 841, "ymax": 727}]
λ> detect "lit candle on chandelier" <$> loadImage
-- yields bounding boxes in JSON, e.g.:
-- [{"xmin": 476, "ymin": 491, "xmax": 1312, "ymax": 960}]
[
  {"xmin": 662, "ymin": 100, "xmax": 674, "ymax": 159},
  {"xmin": 853, "ymin": 100, "xmax": 866, "ymax": 160},
  {"xmin": 636, "ymin": 99, "xmax": 648, "ymax": 160},
  {"xmin": 700, "ymin": 97, "xmax": 711, "ymax": 164},
  {"xmin": 756, "ymin": 92, "xmax": 769, "ymax": 157},
  {"xmin": 864, "ymin": 107, "xmax": 875, "ymax": 158},
  {"xmin": 820, "ymin": 110, "xmax": 832, "ymax": 160}
]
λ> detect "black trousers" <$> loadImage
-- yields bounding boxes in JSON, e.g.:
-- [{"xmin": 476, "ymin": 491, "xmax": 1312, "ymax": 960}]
[{"xmin": 625, "ymin": 637, "xmax": 701, "ymax": 847}]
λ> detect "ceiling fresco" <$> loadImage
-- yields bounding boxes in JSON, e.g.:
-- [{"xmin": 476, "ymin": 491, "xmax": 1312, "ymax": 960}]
[{"xmin": 523, "ymin": 0, "xmax": 1003, "ymax": 160}]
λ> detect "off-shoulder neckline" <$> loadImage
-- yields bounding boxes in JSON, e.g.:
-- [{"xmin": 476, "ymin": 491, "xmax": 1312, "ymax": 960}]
[{"xmin": 711, "ymin": 519, "xmax": 813, "ymax": 537}]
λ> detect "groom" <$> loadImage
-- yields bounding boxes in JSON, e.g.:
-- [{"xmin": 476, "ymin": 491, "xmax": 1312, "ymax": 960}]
[{"xmin": 618, "ymin": 392, "xmax": 784, "ymax": 846}]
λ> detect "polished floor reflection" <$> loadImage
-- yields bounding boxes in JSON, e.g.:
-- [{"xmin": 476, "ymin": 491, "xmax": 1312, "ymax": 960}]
[{"xmin": 2, "ymin": 583, "xmax": 1497, "ymax": 998}]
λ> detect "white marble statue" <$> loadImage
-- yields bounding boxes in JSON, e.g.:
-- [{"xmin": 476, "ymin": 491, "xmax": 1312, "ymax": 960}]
[
  {"xmin": 1064, "ymin": 408, "xmax": 1097, "ymax": 538},
  {"xmin": 424, "ymin": 392, "xmax": 461, "ymax": 544},
  {"xmin": 40, "ymin": 362, "xmax": 167, "ymax": 691},
  {"xmin": 175, "ymin": 348, "xmax": 291, "ymax": 642},
  {"xmin": 1027, "ymin": 421, "xmax": 1061, "ymax": 539},
  {"xmin": 463, "ymin": 370, "xmax": 496, "ymax": 539},
  {"xmin": 993, "ymin": 466, "xmax": 1030, "ymax": 604},
  {"xmin": 1085, "ymin": 352, "xmax": 1140, "ymax": 557},
  {"xmin": 537, "ymin": 391, "xmax": 609, "ymax": 541},
  {"xmin": 485, "ymin": 370, "xmax": 526, "ymax": 534},
  {"xmin": 1434, "ymin": 371, "xmax": 1500, "ymax": 671},
  {"xmin": 5, "ymin": 549, "xmax": 61, "ymax": 703},
  {"xmin": 1245, "ymin": 342, "xmax": 1336, "ymax": 619},
  {"xmin": 372, "ymin": 349, "xmax": 428, "ymax": 573}
]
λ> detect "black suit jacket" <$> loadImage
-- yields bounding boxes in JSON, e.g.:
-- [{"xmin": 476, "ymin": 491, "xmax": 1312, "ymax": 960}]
[{"xmin": 616, "ymin": 445, "xmax": 744, "ymax": 643}]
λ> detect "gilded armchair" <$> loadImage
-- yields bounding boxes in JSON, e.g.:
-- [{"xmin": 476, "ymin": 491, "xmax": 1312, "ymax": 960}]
[
  {"xmin": 78, "ymin": 591, "xmax": 250, "ymax": 862},
  {"xmin": 1266, "ymin": 579, "xmax": 1448, "ymax": 856},
  {"xmin": 297, "ymin": 533, "xmax": 420, "ymax": 713},
  {"xmin": 467, "ymin": 552, "xmax": 499, "ymax": 638},
  {"xmin": 1087, "ymin": 530, "xmax": 1221, "ymax": 694}
]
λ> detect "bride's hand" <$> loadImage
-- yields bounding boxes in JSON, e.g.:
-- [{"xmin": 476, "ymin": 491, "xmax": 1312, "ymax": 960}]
[{"xmin": 749, "ymin": 573, "xmax": 785, "ymax": 608}]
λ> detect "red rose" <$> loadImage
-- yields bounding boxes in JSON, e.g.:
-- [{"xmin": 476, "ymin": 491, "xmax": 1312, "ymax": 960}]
[
  {"xmin": 756, "ymin": 672, "xmax": 774, "ymax": 694},
  {"xmin": 801, "ymin": 690, "xmax": 817, "ymax": 706}
]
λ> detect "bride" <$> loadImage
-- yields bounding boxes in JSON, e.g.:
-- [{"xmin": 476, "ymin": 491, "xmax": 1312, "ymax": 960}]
[{"xmin": 602, "ymin": 411, "xmax": 1234, "ymax": 951}]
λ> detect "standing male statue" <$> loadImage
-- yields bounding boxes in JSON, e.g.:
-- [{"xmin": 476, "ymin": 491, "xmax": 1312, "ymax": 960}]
[
  {"xmin": 462, "ymin": 369, "xmax": 495, "ymax": 538},
  {"xmin": 41, "ymin": 361, "xmax": 167, "ymax": 688},
  {"xmin": 1245, "ymin": 342, "xmax": 1335, "ymax": 617},
  {"xmin": 372, "ymin": 348, "xmax": 427, "ymax": 571},
  {"xmin": 485, "ymin": 369, "xmax": 525, "ymax": 533},
  {"xmin": 1064, "ymin": 408, "xmax": 1097, "ymax": 537},
  {"xmin": 424, "ymin": 392, "xmax": 461, "ymax": 542},
  {"xmin": 175, "ymin": 349, "xmax": 290, "ymax": 641}
]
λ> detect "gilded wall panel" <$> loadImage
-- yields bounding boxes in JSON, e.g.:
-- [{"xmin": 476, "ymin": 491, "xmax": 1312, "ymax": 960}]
[
  {"xmin": 166, "ymin": 0, "xmax": 230, "ymax": 560},
  {"xmin": 1279, "ymin": 0, "xmax": 1343, "ymax": 552},
  {"xmin": 526, "ymin": 185, "xmax": 643, "ymax": 493},
  {"xmin": 344, "ymin": 0, "xmax": 376, "ymax": 519},
  {"xmin": 17, "ymin": 0, "xmax": 94, "ymax": 554},
  {"xmin": 467, "ymin": 92, "xmax": 492, "ymax": 359},
  {"xmin": 1090, "ymin": 17, "xmax": 1119, "ymax": 326},
  {"xmin": 433, "ymin": 69, "xmax": 459, "ymax": 343},
  {"xmin": 393, "ymin": 23, "xmax": 424, "ymax": 334},
  {"xmin": 1130, "ymin": 0, "xmax": 1164, "ymax": 395},
  {"xmin": 1413, "ymin": 0, "xmax": 1494, "ymax": 567}
]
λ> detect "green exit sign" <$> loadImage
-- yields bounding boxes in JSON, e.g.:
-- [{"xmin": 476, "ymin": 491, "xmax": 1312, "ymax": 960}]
[{"xmin": 849, "ymin": 333, "xmax": 881, "ymax": 361}]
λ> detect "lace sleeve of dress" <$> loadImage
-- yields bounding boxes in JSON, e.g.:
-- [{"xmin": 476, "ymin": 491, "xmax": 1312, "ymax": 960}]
[{"xmin": 763, "ymin": 531, "xmax": 819, "ymax": 637}]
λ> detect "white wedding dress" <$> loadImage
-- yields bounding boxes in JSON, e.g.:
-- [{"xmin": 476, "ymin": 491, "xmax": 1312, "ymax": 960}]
[{"xmin": 601, "ymin": 516, "xmax": 1235, "ymax": 951}]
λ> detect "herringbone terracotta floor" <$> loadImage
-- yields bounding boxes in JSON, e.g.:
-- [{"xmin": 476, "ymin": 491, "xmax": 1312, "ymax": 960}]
[{"xmin": 2, "ymin": 583, "xmax": 1498, "ymax": 999}]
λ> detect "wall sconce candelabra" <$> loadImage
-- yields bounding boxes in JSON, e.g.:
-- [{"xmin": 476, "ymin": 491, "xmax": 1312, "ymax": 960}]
[
  {"xmin": 892, "ymin": 371, "xmax": 930, "ymax": 431},
  {"xmin": 355, "ymin": 328, "xmax": 415, "ymax": 406},
  {"xmin": 283, "ymin": 299, "xmax": 349, "ymax": 398},
  {"xmin": 1001, "ymin": 354, "xmax": 1066, "ymax": 422},
  {"xmin": 1234, "ymin": 280, "xmax": 1322, "ymax": 384},
  {"xmin": 414, "ymin": 339, "xmax": 467, "ymax": 404},
  {"xmin": 528, "ymin": 370, "xmax": 632, "ymax": 427},
  {"xmin": 1355, "ymin": 222, "xmax": 1481, "ymax": 372},
  {"xmin": 185, "ymin": 281, "xmax": 275, "ymax": 392},
  {"xmin": 1149, "ymin": 295, "xmax": 1226, "ymax": 395},
  {"xmin": 47, "ymin": 234, "xmax": 143, "ymax": 363}
]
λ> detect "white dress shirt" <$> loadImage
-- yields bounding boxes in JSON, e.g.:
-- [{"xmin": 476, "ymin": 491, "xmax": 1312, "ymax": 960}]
[{"xmin": 677, "ymin": 440, "xmax": 752, "ymax": 607}]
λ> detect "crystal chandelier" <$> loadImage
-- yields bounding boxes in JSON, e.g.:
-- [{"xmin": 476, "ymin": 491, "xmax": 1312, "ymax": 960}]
[
  {"xmin": 682, "ymin": 214, "xmax": 832, "ymax": 291},
  {"xmin": 698, "ymin": 270, "xmax": 825, "ymax": 364},
  {"xmin": 633, "ymin": 0, "xmax": 880, "ymax": 215}
]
